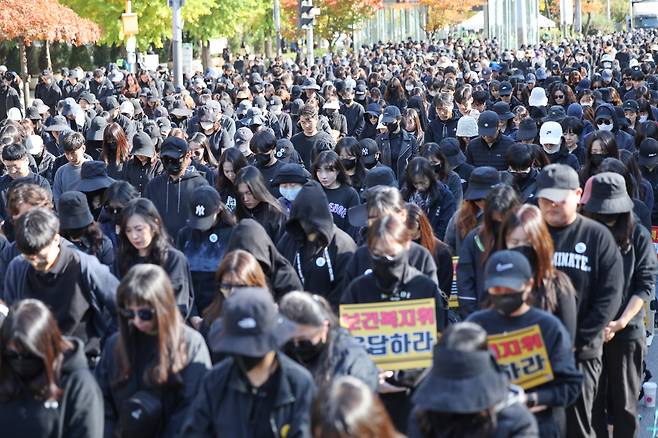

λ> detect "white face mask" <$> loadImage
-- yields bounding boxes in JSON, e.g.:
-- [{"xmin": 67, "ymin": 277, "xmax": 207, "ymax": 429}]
[
  {"xmin": 639, "ymin": 115, "xmax": 649, "ymax": 123},
  {"xmin": 597, "ymin": 123, "xmax": 614, "ymax": 132}
]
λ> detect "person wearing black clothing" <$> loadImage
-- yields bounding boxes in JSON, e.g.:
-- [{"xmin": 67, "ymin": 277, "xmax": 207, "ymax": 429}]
[
  {"xmin": 540, "ymin": 121, "xmax": 580, "ymax": 171},
  {"xmin": 466, "ymin": 111, "xmax": 515, "ymax": 171},
  {"xmin": 536, "ymin": 164, "xmax": 624, "ymax": 438},
  {"xmin": 144, "ymin": 136, "xmax": 209, "ymax": 237},
  {"xmin": 34, "ymin": 71, "xmax": 62, "ymax": 115},
  {"xmin": 0, "ymin": 74, "xmax": 22, "ymax": 121},
  {"xmin": 424, "ymin": 93, "xmax": 460, "ymax": 144},
  {"xmin": 277, "ymin": 181, "xmax": 356, "ymax": 306},
  {"xmin": 377, "ymin": 105, "xmax": 420, "ymax": 179},
  {"xmin": 467, "ymin": 250, "xmax": 583, "ymax": 438},
  {"xmin": 291, "ymin": 104, "xmax": 335, "ymax": 169},
  {"xmin": 4, "ymin": 208, "xmax": 118, "ymax": 358},
  {"xmin": 408, "ymin": 322, "xmax": 539, "ymax": 438},
  {"xmin": 122, "ymin": 131, "xmax": 164, "ymax": 195},
  {"xmin": 0, "ymin": 300, "xmax": 104, "ymax": 437},
  {"xmin": 638, "ymin": 138, "xmax": 658, "ymax": 224},
  {"xmin": 339, "ymin": 86, "xmax": 365, "ymax": 138},
  {"xmin": 438, "ymin": 137, "xmax": 474, "ymax": 193},
  {"xmin": 280, "ymin": 291, "xmax": 378, "ymax": 390},
  {"xmin": 581, "ymin": 173, "xmax": 658, "ymax": 438},
  {"xmin": 95, "ymin": 265, "xmax": 211, "ymax": 438},
  {"xmin": 182, "ymin": 287, "xmax": 316, "ymax": 437},
  {"xmin": 359, "ymin": 103, "xmax": 381, "ymax": 140},
  {"xmin": 250, "ymin": 129, "xmax": 286, "ymax": 197},
  {"xmin": 225, "ymin": 219, "xmax": 302, "ymax": 298},
  {"xmin": 89, "ymin": 69, "xmax": 115, "ymax": 100},
  {"xmin": 507, "ymin": 143, "xmax": 540, "ymax": 202},
  {"xmin": 26, "ymin": 134, "xmax": 56, "ymax": 185}
]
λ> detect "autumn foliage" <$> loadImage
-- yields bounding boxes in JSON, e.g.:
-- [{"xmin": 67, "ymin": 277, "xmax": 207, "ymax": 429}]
[
  {"xmin": 420, "ymin": 0, "xmax": 483, "ymax": 37},
  {"xmin": 0, "ymin": 0, "xmax": 101, "ymax": 45}
]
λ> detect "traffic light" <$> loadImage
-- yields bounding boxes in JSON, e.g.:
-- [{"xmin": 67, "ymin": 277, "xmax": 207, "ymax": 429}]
[{"xmin": 299, "ymin": 0, "xmax": 315, "ymax": 29}]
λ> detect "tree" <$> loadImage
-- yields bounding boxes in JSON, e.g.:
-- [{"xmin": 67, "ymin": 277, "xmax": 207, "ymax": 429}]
[
  {"xmin": 0, "ymin": 0, "xmax": 100, "ymax": 109},
  {"xmin": 581, "ymin": 0, "xmax": 604, "ymax": 34},
  {"xmin": 281, "ymin": 0, "xmax": 382, "ymax": 51},
  {"xmin": 419, "ymin": 0, "xmax": 483, "ymax": 39},
  {"xmin": 61, "ymin": 0, "xmax": 215, "ymax": 50}
]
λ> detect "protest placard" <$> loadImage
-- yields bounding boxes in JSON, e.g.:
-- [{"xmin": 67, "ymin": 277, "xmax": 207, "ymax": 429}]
[
  {"xmin": 339, "ymin": 298, "xmax": 437, "ymax": 370},
  {"xmin": 488, "ymin": 324, "xmax": 554, "ymax": 390},
  {"xmin": 449, "ymin": 256, "xmax": 459, "ymax": 309}
]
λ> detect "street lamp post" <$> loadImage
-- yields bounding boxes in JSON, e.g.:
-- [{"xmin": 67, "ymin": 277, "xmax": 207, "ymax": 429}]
[{"xmin": 170, "ymin": 0, "xmax": 184, "ymax": 89}]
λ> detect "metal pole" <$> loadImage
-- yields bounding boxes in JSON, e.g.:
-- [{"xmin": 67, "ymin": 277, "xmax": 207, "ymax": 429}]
[
  {"xmin": 574, "ymin": 0, "xmax": 582, "ymax": 33},
  {"xmin": 172, "ymin": 0, "xmax": 184, "ymax": 88},
  {"xmin": 607, "ymin": 0, "xmax": 611, "ymax": 21},
  {"xmin": 306, "ymin": 25, "xmax": 314, "ymax": 68},
  {"xmin": 629, "ymin": 0, "xmax": 634, "ymax": 29},
  {"xmin": 273, "ymin": 0, "xmax": 282, "ymax": 56}
]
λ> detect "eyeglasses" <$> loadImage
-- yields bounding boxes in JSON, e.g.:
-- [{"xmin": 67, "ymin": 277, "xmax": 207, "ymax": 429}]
[
  {"xmin": 119, "ymin": 307, "xmax": 155, "ymax": 321},
  {"xmin": 623, "ymin": 77, "xmax": 631, "ymax": 81},
  {"xmin": 595, "ymin": 118, "xmax": 613, "ymax": 125},
  {"xmin": 554, "ymin": 94, "xmax": 565, "ymax": 99},
  {"xmin": 371, "ymin": 253, "xmax": 396, "ymax": 262}
]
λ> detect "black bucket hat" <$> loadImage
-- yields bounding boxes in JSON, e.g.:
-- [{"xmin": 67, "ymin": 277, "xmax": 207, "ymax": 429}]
[
  {"xmin": 58, "ymin": 191, "xmax": 94, "ymax": 229},
  {"xmin": 76, "ymin": 161, "xmax": 115, "ymax": 193},
  {"xmin": 516, "ymin": 118, "xmax": 538, "ymax": 142},
  {"xmin": 493, "ymin": 101, "xmax": 514, "ymax": 121},
  {"xmin": 438, "ymin": 138, "xmax": 466, "ymax": 169},
  {"xmin": 208, "ymin": 287, "xmax": 297, "ymax": 356},
  {"xmin": 583, "ymin": 172, "xmax": 634, "ymax": 214},
  {"xmin": 412, "ymin": 345, "xmax": 508, "ymax": 413},
  {"xmin": 464, "ymin": 166, "xmax": 500, "ymax": 201},
  {"xmin": 86, "ymin": 116, "xmax": 108, "ymax": 142}
]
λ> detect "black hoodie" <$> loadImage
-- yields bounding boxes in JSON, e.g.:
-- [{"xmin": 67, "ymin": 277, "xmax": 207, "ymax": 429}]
[
  {"xmin": 277, "ymin": 181, "xmax": 356, "ymax": 306},
  {"xmin": 144, "ymin": 167, "xmax": 209, "ymax": 237},
  {"xmin": 225, "ymin": 219, "xmax": 302, "ymax": 299},
  {"xmin": 0, "ymin": 338, "xmax": 104, "ymax": 437}
]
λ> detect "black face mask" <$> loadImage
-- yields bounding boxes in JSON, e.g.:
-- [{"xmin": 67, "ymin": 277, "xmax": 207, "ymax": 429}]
[
  {"xmin": 254, "ymin": 153, "xmax": 271, "ymax": 168},
  {"xmin": 510, "ymin": 245, "xmax": 538, "ymax": 272},
  {"xmin": 233, "ymin": 354, "xmax": 264, "ymax": 373},
  {"xmin": 341, "ymin": 158, "xmax": 356, "ymax": 171},
  {"xmin": 162, "ymin": 157, "xmax": 184, "ymax": 175},
  {"xmin": 385, "ymin": 122, "xmax": 399, "ymax": 133},
  {"xmin": 511, "ymin": 171, "xmax": 532, "ymax": 185},
  {"xmin": 432, "ymin": 163, "xmax": 443, "ymax": 175},
  {"xmin": 8, "ymin": 354, "xmax": 44, "ymax": 381},
  {"xmin": 284, "ymin": 339, "xmax": 327, "ymax": 365},
  {"xmin": 590, "ymin": 153, "xmax": 606, "ymax": 168},
  {"xmin": 364, "ymin": 160, "xmax": 378, "ymax": 170},
  {"xmin": 490, "ymin": 292, "xmax": 525, "ymax": 316},
  {"xmin": 371, "ymin": 251, "xmax": 407, "ymax": 291}
]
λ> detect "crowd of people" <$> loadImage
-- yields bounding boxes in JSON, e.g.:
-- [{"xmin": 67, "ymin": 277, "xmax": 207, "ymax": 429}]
[{"xmin": 0, "ymin": 27, "xmax": 657, "ymax": 437}]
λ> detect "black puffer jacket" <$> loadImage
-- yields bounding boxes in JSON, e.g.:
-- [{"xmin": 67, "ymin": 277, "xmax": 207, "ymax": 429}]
[
  {"xmin": 277, "ymin": 181, "xmax": 356, "ymax": 306},
  {"xmin": 226, "ymin": 219, "xmax": 302, "ymax": 299}
]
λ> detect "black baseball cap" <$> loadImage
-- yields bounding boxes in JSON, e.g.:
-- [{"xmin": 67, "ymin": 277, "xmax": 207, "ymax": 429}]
[
  {"xmin": 188, "ymin": 186, "xmax": 221, "ymax": 231},
  {"xmin": 499, "ymin": 81, "xmax": 513, "ymax": 96},
  {"xmin": 160, "ymin": 136, "xmax": 189, "ymax": 159},
  {"xmin": 478, "ymin": 111, "xmax": 500, "ymax": 137},
  {"xmin": 381, "ymin": 105, "xmax": 401, "ymax": 124},
  {"xmin": 536, "ymin": 163, "xmax": 580, "ymax": 202},
  {"xmin": 359, "ymin": 138, "xmax": 380, "ymax": 166},
  {"xmin": 639, "ymin": 138, "xmax": 658, "ymax": 168},
  {"xmin": 272, "ymin": 163, "xmax": 308, "ymax": 186},
  {"xmin": 484, "ymin": 250, "xmax": 532, "ymax": 291}
]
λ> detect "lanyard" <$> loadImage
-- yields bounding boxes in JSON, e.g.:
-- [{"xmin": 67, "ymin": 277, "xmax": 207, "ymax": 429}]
[{"xmin": 295, "ymin": 247, "xmax": 334, "ymax": 286}]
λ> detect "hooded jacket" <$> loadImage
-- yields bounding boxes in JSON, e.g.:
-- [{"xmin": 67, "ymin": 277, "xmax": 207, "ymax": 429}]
[
  {"xmin": 277, "ymin": 181, "xmax": 356, "ymax": 306},
  {"xmin": 180, "ymin": 352, "xmax": 316, "ymax": 438},
  {"xmin": 144, "ymin": 167, "xmax": 209, "ymax": 237},
  {"xmin": 0, "ymin": 338, "xmax": 104, "ymax": 437},
  {"xmin": 583, "ymin": 103, "xmax": 635, "ymax": 152},
  {"xmin": 425, "ymin": 111, "xmax": 460, "ymax": 144},
  {"xmin": 95, "ymin": 325, "xmax": 211, "ymax": 438},
  {"xmin": 226, "ymin": 219, "xmax": 302, "ymax": 299},
  {"xmin": 377, "ymin": 128, "xmax": 420, "ymax": 179}
]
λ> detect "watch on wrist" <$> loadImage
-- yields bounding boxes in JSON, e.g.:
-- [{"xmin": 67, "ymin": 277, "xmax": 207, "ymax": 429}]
[{"xmin": 526, "ymin": 392, "xmax": 539, "ymax": 408}]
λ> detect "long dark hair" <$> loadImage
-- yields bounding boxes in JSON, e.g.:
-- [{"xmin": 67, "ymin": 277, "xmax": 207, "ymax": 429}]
[
  {"xmin": 60, "ymin": 221, "xmax": 106, "ymax": 256},
  {"xmin": 0, "ymin": 299, "xmax": 73, "ymax": 402},
  {"xmin": 401, "ymin": 157, "xmax": 444, "ymax": 206},
  {"xmin": 334, "ymin": 136, "xmax": 366, "ymax": 190},
  {"xmin": 415, "ymin": 322, "xmax": 497, "ymax": 438},
  {"xmin": 312, "ymin": 150, "xmax": 351, "ymax": 187},
  {"xmin": 216, "ymin": 147, "xmax": 248, "ymax": 192},
  {"xmin": 189, "ymin": 132, "xmax": 218, "ymax": 167},
  {"xmin": 117, "ymin": 198, "xmax": 171, "ymax": 277},
  {"xmin": 114, "ymin": 264, "xmax": 188, "ymax": 386},
  {"xmin": 480, "ymin": 184, "xmax": 520, "ymax": 264},
  {"xmin": 618, "ymin": 150, "xmax": 648, "ymax": 202},
  {"xmin": 581, "ymin": 130, "xmax": 619, "ymax": 183},
  {"xmin": 102, "ymin": 122, "xmax": 131, "ymax": 165},
  {"xmin": 406, "ymin": 203, "xmax": 436, "ymax": 255},
  {"xmin": 234, "ymin": 165, "xmax": 284, "ymax": 216},
  {"xmin": 421, "ymin": 142, "xmax": 450, "ymax": 182}
]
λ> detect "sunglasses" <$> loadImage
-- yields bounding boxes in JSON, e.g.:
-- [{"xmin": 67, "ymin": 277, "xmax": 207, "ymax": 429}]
[
  {"xmin": 554, "ymin": 94, "xmax": 565, "ymax": 99},
  {"xmin": 119, "ymin": 307, "xmax": 155, "ymax": 321},
  {"xmin": 595, "ymin": 118, "xmax": 613, "ymax": 125}
]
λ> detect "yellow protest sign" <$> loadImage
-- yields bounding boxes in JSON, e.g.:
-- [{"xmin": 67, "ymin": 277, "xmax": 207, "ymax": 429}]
[
  {"xmin": 487, "ymin": 324, "xmax": 554, "ymax": 390},
  {"xmin": 340, "ymin": 298, "xmax": 437, "ymax": 370},
  {"xmin": 449, "ymin": 256, "xmax": 459, "ymax": 309}
]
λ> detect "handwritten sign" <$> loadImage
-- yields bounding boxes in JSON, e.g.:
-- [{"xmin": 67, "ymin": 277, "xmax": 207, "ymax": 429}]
[
  {"xmin": 340, "ymin": 298, "xmax": 437, "ymax": 370},
  {"xmin": 652, "ymin": 226, "xmax": 658, "ymax": 254},
  {"xmin": 449, "ymin": 256, "xmax": 459, "ymax": 309},
  {"xmin": 488, "ymin": 325, "xmax": 554, "ymax": 390}
]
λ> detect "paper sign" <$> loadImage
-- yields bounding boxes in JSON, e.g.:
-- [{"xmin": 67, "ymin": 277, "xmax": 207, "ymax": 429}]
[
  {"xmin": 488, "ymin": 324, "xmax": 554, "ymax": 390},
  {"xmin": 651, "ymin": 227, "xmax": 658, "ymax": 254},
  {"xmin": 340, "ymin": 298, "xmax": 437, "ymax": 370},
  {"xmin": 449, "ymin": 256, "xmax": 459, "ymax": 309}
]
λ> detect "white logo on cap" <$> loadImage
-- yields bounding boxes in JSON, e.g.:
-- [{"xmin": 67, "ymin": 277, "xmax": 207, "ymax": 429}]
[
  {"xmin": 484, "ymin": 123, "xmax": 489, "ymax": 127},
  {"xmin": 575, "ymin": 242, "xmax": 587, "ymax": 254},
  {"xmin": 362, "ymin": 147, "xmax": 369, "ymax": 156},
  {"xmin": 238, "ymin": 317, "xmax": 257, "ymax": 329},
  {"xmin": 650, "ymin": 153, "xmax": 657, "ymax": 158},
  {"xmin": 195, "ymin": 205, "xmax": 205, "ymax": 216},
  {"xmin": 496, "ymin": 263, "xmax": 514, "ymax": 272}
]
